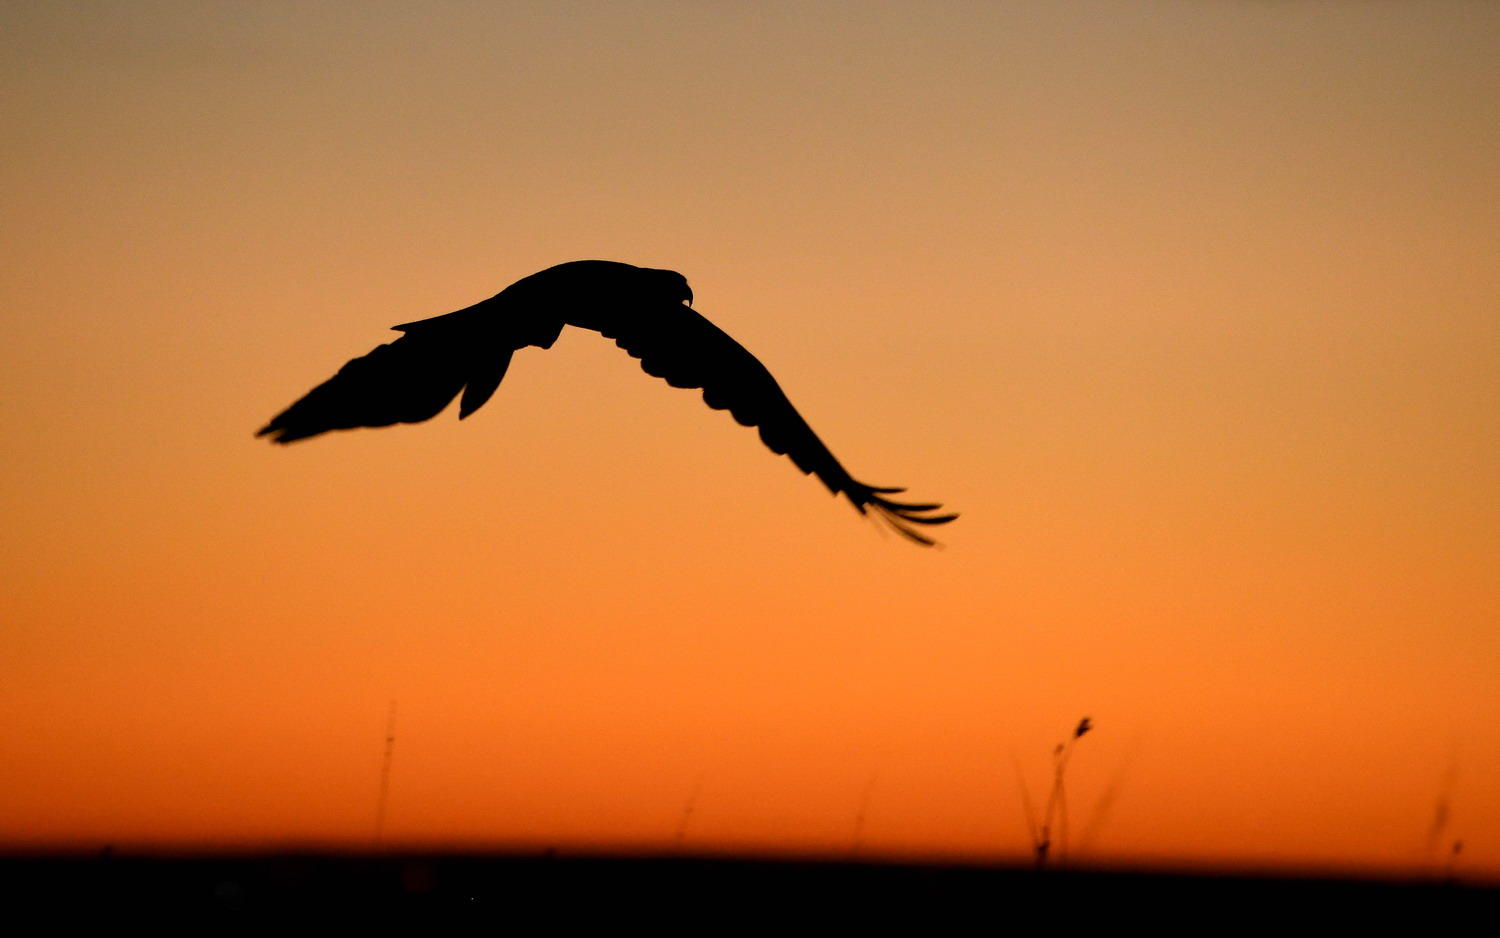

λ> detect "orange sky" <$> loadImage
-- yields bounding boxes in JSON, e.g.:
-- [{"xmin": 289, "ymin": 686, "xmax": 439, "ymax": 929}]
[{"xmin": 3, "ymin": 1, "xmax": 1497, "ymax": 876}]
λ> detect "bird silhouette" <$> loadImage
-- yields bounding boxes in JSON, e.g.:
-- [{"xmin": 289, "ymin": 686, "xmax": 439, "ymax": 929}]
[{"xmin": 258, "ymin": 260, "xmax": 957, "ymax": 544}]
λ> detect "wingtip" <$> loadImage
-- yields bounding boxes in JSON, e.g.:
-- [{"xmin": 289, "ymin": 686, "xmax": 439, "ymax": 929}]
[
  {"xmin": 256, "ymin": 421, "xmax": 318, "ymax": 444},
  {"xmin": 850, "ymin": 482, "xmax": 958, "ymax": 548}
]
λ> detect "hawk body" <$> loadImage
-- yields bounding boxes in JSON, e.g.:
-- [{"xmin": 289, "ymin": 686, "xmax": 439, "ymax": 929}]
[{"xmin": 259, "ymin": 260, "xmax": 956, "ymax": 544}]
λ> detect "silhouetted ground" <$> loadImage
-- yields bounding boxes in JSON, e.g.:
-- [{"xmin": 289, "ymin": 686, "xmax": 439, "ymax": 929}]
[{"xmin": 3, "ymin": 851, "xmax": 1493, "ymax": 925}]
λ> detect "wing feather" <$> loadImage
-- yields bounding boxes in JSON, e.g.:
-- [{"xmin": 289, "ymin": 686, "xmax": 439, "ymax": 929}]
[
  {"xmin": 257, "ymin": 318, "xmax": 518, "ymax": 444},
  {"xmin": 601, "ymin": 305, "xmax": 957, "ymax": 544}
]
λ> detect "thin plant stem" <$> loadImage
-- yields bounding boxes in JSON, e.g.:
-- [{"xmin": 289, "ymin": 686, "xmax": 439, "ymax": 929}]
[
  {"xmin": 1024, "ymin": 717, "xmax": 1092, "ymax": 870},
  {"xmin": 674, "ymin": 773, "xmax": 704, "ymax": 852},
  {"xmin": 373, "ymin": 700, "xmax": 397, "ymax": 851}
]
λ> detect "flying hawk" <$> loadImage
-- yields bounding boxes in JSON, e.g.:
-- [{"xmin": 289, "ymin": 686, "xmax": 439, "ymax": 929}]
[{"xmin": 258, "ymin": 260, "xmax": 957, "ymax": 544}]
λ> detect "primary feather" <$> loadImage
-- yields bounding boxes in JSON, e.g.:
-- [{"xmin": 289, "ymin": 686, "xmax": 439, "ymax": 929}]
[{"xmin": 258, "ymin": 260, "xmax": 957, "ymax": 544}]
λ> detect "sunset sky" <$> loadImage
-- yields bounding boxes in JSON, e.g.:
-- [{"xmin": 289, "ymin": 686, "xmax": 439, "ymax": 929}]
[{"xmin": 3, "ymin": 1, "xmax": 1497, "ymax": 876}]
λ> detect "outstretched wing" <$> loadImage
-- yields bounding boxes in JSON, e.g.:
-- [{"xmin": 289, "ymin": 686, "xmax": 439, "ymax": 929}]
[
  {"xmin": 600, "ymin": 304, "xmax": 957, "ymax": 545},
  {"xmin": 257, "ymin": 318, "xmax": 516, "ymax": 444}
]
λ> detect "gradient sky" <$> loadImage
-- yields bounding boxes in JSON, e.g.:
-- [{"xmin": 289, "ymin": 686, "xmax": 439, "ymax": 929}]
[{"xmin": 3, "ymin": 1, "xmax": 1497, "ymax": 876}]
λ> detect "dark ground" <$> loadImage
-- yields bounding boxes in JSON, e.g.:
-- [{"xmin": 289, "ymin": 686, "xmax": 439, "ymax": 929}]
[{"xmin": 3, "ymin": 851, "xmax": 1494, "ymax": 926}]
